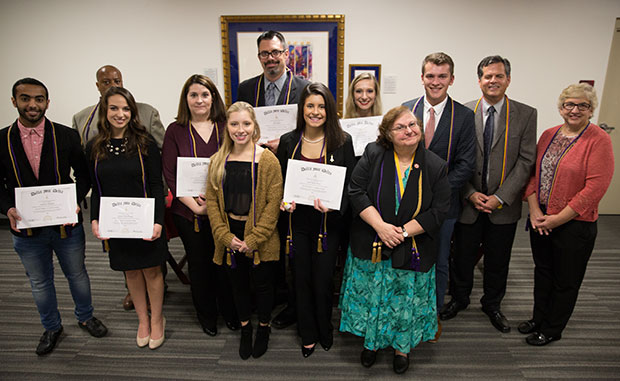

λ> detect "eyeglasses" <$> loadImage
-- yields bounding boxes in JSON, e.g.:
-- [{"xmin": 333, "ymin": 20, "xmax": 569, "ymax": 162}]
[
  {"xmin": 391, "ymin": 122, "xmax": 417, "ymax": 133},
  {"xmin": 258, "ymin": 50, "xmax": 286, "ymax": 59},
  {"xmin": 562, "ymin": 102, "xmax": 591, "ymax": 111}
]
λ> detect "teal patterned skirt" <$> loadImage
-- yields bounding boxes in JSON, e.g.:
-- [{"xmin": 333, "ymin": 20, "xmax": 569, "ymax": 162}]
[{"xmin": 339, "ymin": 249, "xmax": 437, "ymax": 353}]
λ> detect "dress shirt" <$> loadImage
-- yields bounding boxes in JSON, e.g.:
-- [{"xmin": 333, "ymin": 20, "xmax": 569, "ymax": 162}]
[
  {"xmin": 481, "ymin": 97, "xmax": 506, "ymax": 203},
  {"xmin": 423, "ymin": 96, "xmax": 448, "ymax": 131},
  {"xmin": 263, "ymin": 71, "xmax": 288, "ymax": 106},
  {"xmin": 17, "ymin": 119, "xmax": 45, "ymax": 179}
]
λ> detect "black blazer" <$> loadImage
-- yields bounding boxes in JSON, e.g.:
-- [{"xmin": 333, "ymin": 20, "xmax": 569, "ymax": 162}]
[
  {"xmin": 402, "ymin": 96, "xmax": 475, "ymax": 218},
  {"xmin": 348, "ymin": 142, "xmax": 450, "ymax": 272},
  {"xmin": 0, "ymin": 119, "xmax": 91, "ymax": 236},
  {"xmin": 276, "ymin": 130, "xmax": 356, "ymax": 215},
  {"xmin": 237, "ymin": 71, "xmax": 310, "ymax": 106}
]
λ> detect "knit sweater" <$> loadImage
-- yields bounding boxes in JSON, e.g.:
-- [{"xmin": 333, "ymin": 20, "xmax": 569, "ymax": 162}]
[
  {"xmin": 524, "ymin": 123, "xmax": 614, "ymax": 222},
  {"xmin": 206, "ymin": 148, "xmax": 283, "ymax": 264}
]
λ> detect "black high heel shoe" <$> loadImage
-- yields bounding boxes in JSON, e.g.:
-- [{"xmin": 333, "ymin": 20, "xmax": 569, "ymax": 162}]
[
  {"xmin": 301, "ymin": 344, "xmax": 316, "ymax": 358},
  {"xmin": 226, "ymin": 320, "xmax": 241, "ymax": 331}
]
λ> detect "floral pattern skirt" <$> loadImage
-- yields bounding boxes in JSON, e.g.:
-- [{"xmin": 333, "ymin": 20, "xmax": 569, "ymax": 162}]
[{"xmin": 339, "ymin": 249, "xmax": 437, "ymax": 353}]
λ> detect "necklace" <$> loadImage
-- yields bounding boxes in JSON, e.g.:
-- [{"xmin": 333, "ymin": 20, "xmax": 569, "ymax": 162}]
[
  {"xmin": 106, "ymin": 138, "xmax": 128, "ymax": 155},
  {"xmin": 302, "ymin": 134, "xmax": 325, "ymax": 144}
]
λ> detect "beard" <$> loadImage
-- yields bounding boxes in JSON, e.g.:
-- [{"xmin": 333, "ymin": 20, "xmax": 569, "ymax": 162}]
[{"xmin": 18, "ymin": 106, "xmax": 46, "ymax": 126}]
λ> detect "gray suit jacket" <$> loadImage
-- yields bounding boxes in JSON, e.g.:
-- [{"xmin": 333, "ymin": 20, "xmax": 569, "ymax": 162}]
[
  {"xmin": 72, "ymin": 102, "xmax": 165, "ymax": 149},
  {"xmin": 460, "ymin": 97, "xmax": 536, "ymax": 225}
]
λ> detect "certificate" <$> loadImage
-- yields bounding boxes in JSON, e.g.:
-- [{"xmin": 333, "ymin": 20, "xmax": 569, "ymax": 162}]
[
  {"xmin": 15, "ymin": 184, "xmax": 78, "ymax": 229},
  {"xmin": 176, "ymin": 157, "xmax": 210, "ymax": 197},
  {"xmin": 283, "ymin": 159, "xmax": 347, "ymax": 211},
  {"xmin": 339, "ymin": 116, "xmax": 382, "ymax": 156},
  {"xmin": 253, "ymin": 104, "xmax": 297, "ymax": 143},
  {"xmin": 98, "ymin": 197, "xmax": 155, "ymax": 239}
]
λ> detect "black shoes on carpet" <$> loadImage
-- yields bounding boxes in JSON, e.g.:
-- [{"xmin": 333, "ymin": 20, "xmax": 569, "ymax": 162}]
[{"xmin": 36, "ymin": 326, "xmax": 63, "ymax": 356}]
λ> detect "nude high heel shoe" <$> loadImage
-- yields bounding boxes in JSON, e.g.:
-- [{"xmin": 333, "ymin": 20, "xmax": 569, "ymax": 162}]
[{"xmin": 149, "ymin": 317, "xmax": 166, "ymax": 350}]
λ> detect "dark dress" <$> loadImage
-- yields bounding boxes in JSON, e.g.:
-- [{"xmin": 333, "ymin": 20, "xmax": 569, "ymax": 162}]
[{"xmin": 87, "ymin": 137, "xmax": 167, "ymax": 271}]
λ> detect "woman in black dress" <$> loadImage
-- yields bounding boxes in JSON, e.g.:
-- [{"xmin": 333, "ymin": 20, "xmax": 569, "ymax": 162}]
[{"xmin": 87, "ymin": 87, "xmax": 167, "ymax": 350}]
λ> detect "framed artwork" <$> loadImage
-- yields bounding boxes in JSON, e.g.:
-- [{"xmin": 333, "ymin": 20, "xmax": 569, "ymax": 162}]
[
  {"xmin": 349, "ymin": 64, "xmax": 381, "ymax": 85},
  {"xmin": 221, "ymin": 14, "xmax": 345, "ymax": 113}
]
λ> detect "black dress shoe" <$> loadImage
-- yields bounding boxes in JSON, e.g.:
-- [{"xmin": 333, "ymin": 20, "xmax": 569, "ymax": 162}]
[
  {"xmin": 360, "ymin": 349, "xmax": 377, "ymax": 368},
  {"xmin": 518, "ymin": 319, "xmax": 539, "ymax": 334},
  {"xmin": 226, "ymin": 320, "xmax": 241, "ymax": 331},
  {"xmin": 252, "ymin": 325, "xmax": 271, "ymax": 358},
  {"xmin": 78, "ymin": 317, "xmax": 108, "ymax": 338},
  {"xmin": 203, "ymin": 324, "xmax": 217, "ymax": 337},
  {"xmin": 393, "ymin": 353, "xmax": 409, "ymax": 374},
  {"xmin": 272, "ymin": 306, "xmax": 296, "ymax": 329},
  {"xmin": 122, "ymin": 293, "xmax": 134, "ymax": 310},
  {"xmin": 526, "ymin": 332, "xmax": 560, "ymax": 346},
  {"xmin": 239, "ymin": 323, "xmax": 253, "ymax": 360},
  {"xmin": 320, "ymin": 334, "xmax": 333, "ymax": 351},
  {"xmin": 439, "ymin": 299, "xmax": 467, "ymax": 320},
  {"xmin": 301, "ymin": 344, "xmax": 315, "ymax": 358},
  {"xmin": 36, "ymin": 326, "xmax": 63, "ymax": 356},
  {"xmin": 485, "ymin": 310, "xmax": 511, "ymax": 333}
]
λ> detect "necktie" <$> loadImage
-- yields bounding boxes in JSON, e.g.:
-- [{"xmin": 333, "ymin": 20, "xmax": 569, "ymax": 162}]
[
  {"xmin": 265, "ymin": 82, "xmax": 276, "ymax": 106},
  {"xmin": 481, "ymin": 105, "xmax": 495, "ymax": 194},
  {"xmin": 425, "ymin": 107, "xmax": 435, "ymax": 148}
]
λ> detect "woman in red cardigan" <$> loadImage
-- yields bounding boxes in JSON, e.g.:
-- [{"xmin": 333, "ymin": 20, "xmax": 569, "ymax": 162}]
[{"xmin": 520, "ymin": 83, "xmax": 614, "ymax": 346}]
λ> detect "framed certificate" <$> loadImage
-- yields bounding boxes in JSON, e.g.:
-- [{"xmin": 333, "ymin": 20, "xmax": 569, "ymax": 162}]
[
  {"xmin": 98, "ymin": 197, "xmax": 155, "ymax": 239},
  {"xmin": 15, "ymin": 183, "xmax": 78, "ymax": 229},
  {"xmin": 283, "ymin": 159, "xmax": 347, "ymax": 211},
  {"xmin": 339, "ymin": 115, "xmax": 382, "ymax": 156},
  {"xmin": 176, "ymin": 157, "xmax": 210, "ymax": 197},
  {"xmin": 253, "ymin": 104, "xmax": 297, "ymax": 143}
]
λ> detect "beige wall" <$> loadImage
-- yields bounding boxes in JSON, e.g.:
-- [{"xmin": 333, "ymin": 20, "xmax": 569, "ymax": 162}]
[{"xmin": 1, "ymin": 0, "xmax": 619, "ymax": 139}]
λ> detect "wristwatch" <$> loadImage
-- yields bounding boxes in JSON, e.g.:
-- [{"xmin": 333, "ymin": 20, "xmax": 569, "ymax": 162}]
[{"xmin": 401, "ymin": 226, "xmax": 409, "ymax": 238}]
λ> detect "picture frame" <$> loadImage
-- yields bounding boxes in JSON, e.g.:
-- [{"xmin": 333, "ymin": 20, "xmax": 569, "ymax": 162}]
[
  {"xmin": 349, "ymin": 64, "xmax": 381, "ymax": 85},
  {"xmin": 221, "ymin": 14, "xmax": 345, "ymax": 114}
]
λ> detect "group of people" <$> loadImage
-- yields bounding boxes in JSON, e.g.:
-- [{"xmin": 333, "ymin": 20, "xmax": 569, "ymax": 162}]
[{"xmin": 0, "ymin": 29, "xmax": 614, "ymax": 375}]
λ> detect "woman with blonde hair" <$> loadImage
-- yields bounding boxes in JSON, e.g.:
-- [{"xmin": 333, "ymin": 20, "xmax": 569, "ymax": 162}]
[
  {"xmin": 205, "ymin": 101, "xmax": 283, "ymax": 359},
  {"xmin": 345, "ymin": 73, "xmax": 382, "ymax": 119}
]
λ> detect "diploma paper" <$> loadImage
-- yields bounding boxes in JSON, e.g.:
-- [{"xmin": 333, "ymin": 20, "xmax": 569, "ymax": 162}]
[
  {"xmin": 253, "ymin": 104, "xmax": 297, "ymax": 143},
  {"xmin": 15, "ymin": 184, "xmax": 78, "ymax": 229},
  {"xmin": 98, "ymin": 197, "xmax": 155, "ymax": 239},
  {"xmin": 283, "ymin": 159, "xmax": 347, "ymax": 211},
  {"xmin": 339, "ymin": 116, "xmax": 382, "ymax": 156},
  {"xmin": 176, "ymin": 157, "xmax": 210, "ymax": 197}
]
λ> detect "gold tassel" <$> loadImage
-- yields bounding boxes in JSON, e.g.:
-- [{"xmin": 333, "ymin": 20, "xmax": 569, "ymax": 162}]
[
  {"xmin": 60, "ymin": 226, "xmax": 67, "ymax": 239},
  {"xmin": 194, "ymin": 215, "xmax": 200, "ymax": 232},
  {"xmin": 285, "ymin": 236, "xmax": 291, "ymax": 255},
  {"xmin": 317, "ymin": 234, "xmax": 323, "ymax": 253},
  {"xmin": 253, "ymin": 251, "xmax": 260, "ymax": 266},
  {"xmin": 377, "ymin": 244, "xmax": 382, "ymax": 259},
  {"xmin": 26, "ymin": 228, "xmax": 33, "ymax": 236},
  {"xmin": 104, "ymin": 240, "xmax": 110, "ymax": 252},
  {"xmin": 226, "ymin": 250, "xmax": 232, "ymax": 266},
  {"xmin": 372, "ymin": 241, "xmax": 381, "ymax": 263}
]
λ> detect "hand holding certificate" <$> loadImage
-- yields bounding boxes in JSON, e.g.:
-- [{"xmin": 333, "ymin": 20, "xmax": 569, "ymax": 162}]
[
  {"xmin": 282, "ymin": 159, "xmax": 347, "ymax": 211},
  {"xmin": 98, "ymin": 197, "xmax": 155, "ymax": 239},
  {"xmin": 253, "ymin": 104, "xmax": 297, "ymax": 143},
  {"xmin": 15, "ymin": 184, "xmax": 78, "ymax": 229},
  {"xmin": 176, "ymin": 157, "xmax": 210, "ymax": 197},
  {"xmin": 339, "ymin": 116, "xmax": 382, "ymax": 156}
]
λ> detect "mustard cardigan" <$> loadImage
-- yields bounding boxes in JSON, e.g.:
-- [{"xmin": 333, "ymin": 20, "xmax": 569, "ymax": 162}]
[{"xmin": 205, "ymin": 149, "xmax": 283, "ymax": 265}]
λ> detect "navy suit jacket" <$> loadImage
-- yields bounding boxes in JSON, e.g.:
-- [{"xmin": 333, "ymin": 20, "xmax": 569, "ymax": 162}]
[
  {"xmin": 237, "ymin": 71, "xmax": 310, "ymax": 107},
  {"xmin": 402, "ymin": 96, "xmax": 476, "ymax": 218}
]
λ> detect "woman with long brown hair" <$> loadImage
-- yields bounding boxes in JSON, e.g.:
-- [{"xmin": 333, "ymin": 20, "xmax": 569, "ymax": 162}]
[{"xmin": 87, "ymin": 86, "xmax": 167, "ymax": 349}]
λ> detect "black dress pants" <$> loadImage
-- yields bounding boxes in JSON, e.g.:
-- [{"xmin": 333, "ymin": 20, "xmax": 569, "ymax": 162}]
[
  {"xmin": 173, "ymin": 214, "xmax": 238, "ymax": 328},
  {"xmin": 453, "ymin": 213, "xmax": 517, "ymax": 311},
  {"xmin": 529, "ymin": 219, "xmax": 597, "ymax": 337},
  {"xmin": 292, "ymin": 206, "xmax": 339, "ymax": 346},
  {"xmin": 227, "ymin": 217, "xmax": 275, "ymax": 323}
]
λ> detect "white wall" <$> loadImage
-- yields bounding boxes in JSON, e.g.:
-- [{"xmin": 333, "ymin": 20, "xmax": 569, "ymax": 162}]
[{"xmin": 1, "ymin": 0, "xmax": 619, "ymax": 137}]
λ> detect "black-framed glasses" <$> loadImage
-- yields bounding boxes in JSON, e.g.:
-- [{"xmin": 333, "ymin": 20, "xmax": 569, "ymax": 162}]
[
  {"xmin": 258, "ymin": 50, "xmax": 286, "ymax": 59},
  {"xmin": 562, "ymin": 102, "xmax": 591, "ymax": 111},
  {"xmin": 391, "ymin": 122, "xmax": 417, "ymax": 133}
]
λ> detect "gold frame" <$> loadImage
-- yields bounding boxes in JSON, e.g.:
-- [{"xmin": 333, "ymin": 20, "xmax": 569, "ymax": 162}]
[{"xmin": 220, "ymin": 14, "xmax": 345, "ymax": 113}]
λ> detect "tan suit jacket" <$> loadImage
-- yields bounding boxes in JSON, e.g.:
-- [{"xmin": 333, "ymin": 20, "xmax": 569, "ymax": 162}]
[{"xmin": 72, "ymin": 102, "xmax": 165, "ymax": 149}]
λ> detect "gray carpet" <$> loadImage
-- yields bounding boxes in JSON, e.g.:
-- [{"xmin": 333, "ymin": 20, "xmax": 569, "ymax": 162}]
[{"xmin": 1, "ymin": 216, "xmax": 619, "ymax": 380}]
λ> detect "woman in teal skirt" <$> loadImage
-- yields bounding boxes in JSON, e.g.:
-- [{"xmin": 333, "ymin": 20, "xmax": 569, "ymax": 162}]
[{"xmin": 340, "ymin": 106, "xmax": 450, "ymax": 374}]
